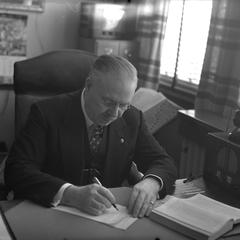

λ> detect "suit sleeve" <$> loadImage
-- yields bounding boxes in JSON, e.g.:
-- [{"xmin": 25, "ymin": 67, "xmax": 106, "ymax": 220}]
[
  {"xmin": 4, "ymin": 104, "xmax": 66, "ymax": 206},
  {"xmin": 132, "ymin": 111, "xmax": 177, "ymax": 196}
]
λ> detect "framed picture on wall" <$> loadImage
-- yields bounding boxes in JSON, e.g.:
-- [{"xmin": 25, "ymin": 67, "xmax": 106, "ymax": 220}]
[
  {"xmin": 0, "ymin": 0, "xmax": 45, "ymax": 13},
  {"xmin": 0, "ymin": 13, "xmax": 27, "ymax": 85}
]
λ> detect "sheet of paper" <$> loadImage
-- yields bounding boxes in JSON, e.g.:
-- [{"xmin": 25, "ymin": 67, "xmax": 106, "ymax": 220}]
[
  {"xmin": 53, "ymin": 204, "xmax": 137, "ymax": 230},
  {"xmin": 0, "ymin": 213, "xmax": 12, "ymax": 240}
]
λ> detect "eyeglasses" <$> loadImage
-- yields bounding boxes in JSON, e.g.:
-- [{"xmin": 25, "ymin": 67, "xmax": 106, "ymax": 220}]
[{"xmin": 102, "ymin": 97, "xmax": 130, "ymax": 112}]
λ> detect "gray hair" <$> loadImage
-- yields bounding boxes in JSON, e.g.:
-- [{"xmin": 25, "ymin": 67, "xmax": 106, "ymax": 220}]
[{"xmin": 89, "ymin": 54, "xmax": 138, "ymax": 82}]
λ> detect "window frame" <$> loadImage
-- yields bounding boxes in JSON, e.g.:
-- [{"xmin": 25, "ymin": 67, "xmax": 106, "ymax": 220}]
[{"xmin": 158, "ymin": 0, "xmax": 212, "ymax": 103}]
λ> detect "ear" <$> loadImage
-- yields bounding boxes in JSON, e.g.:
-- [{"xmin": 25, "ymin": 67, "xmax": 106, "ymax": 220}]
[{"xmin": 85, "ymin": 77, "xmax": 92, "ymax": 91}]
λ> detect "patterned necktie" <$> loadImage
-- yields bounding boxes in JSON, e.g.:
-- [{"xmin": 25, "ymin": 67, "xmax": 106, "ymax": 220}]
[{"xmin": 89, "ymin": 125, "xmax": 104, "ymax": 153}]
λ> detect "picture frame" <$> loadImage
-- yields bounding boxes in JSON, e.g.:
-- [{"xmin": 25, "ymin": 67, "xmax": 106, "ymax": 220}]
[
  {"xmin": 0, "ymin": 0, "xmax": 45, "ymax": 13},
  {"xmin": 0, "ymin": 13, "xmax": 27, "ymax": 85}
]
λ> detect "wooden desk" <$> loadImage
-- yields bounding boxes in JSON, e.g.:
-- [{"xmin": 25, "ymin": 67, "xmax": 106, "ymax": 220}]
[{"xmin": 1, "ymin": 179, "xmax": 240, "ymax": 240}]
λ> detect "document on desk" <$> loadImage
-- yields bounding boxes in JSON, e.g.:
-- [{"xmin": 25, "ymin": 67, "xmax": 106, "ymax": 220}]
[
  {"xmin": 53, "ymin": 204, "xmax": 137, "ymax": 230},
  {"xmin": 0, "ymin": 212, "xmax": 12, "ymax": 240}
]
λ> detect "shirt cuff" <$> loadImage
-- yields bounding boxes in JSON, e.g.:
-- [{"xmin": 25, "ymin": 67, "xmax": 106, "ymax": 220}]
[
  {"xmin": 51, "ymin": 183, "xmax": 72, "ymax": 207},
  {"xmin": 143, "ymin": 174, "xmax": 164, "ymax": 198}
]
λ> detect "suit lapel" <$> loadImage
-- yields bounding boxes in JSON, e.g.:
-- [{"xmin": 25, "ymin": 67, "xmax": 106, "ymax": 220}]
[
  {"xmin": 59, "ymin": 90, "xmax": 87, "ymax": 185},
  {"xmin": 103, "ymin": 117, "xmax": 130, "ymax": 186}
]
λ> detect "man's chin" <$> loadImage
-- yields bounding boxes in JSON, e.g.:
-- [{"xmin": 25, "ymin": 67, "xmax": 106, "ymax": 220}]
[{"xmin": 100, "ymin": 117, "xmax": 117, "ymax": 126}]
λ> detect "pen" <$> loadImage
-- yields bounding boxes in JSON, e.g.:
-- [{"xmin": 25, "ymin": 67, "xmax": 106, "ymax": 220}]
[{"xmin": 92, "ymin": 176, "xmax": 119, "ymax": 211}]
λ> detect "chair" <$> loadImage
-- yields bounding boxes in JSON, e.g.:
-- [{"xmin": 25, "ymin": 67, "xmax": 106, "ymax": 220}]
[
  {"xmin": 14, "ymin": 49, "xmax": 97, "ymax": 136},
  {"xmin": 0, "ymin": 50, "xmax": 97, "ymax": 199}
]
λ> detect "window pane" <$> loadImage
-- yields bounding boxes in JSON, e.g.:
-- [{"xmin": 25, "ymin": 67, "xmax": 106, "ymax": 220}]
[
  {"xmin": 177, "ymin": 0, "xmax": 212, "ymax": 84},
  {"xmin": 160, "ymin": 0, "xmax": 212, "ymax": 86},
  {"xmin": 160, "ymin": 0, "xmax": 182, "ymax": 78}
]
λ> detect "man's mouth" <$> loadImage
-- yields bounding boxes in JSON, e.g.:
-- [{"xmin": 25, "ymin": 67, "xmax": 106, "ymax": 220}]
[{"xmin": 102, "ymin": 115, "xmax": 117, "ymax": 124}]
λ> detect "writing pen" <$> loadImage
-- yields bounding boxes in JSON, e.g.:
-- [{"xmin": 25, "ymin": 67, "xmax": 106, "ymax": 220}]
[{"xmin": 92, "ymin": 176, "xmax": 119, "ymax": 211}]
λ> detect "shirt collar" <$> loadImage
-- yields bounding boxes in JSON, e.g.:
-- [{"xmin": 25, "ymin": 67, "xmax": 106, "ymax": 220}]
[{"xmin": 81, "ymin": 88, "xmax": 93, "ymax": 128}]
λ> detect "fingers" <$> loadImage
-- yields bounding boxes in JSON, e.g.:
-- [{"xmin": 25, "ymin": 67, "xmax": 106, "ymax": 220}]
[
  {"xmin": 138, "ymin": 199, "xmax": 157, "ymax": 218},
  {"xmin": 128, "ymin": 188, "xmax": 143, "ymax": 217},
  {"xmin": 87, "ymin": 199, "xmax": 107, "ymax": 216},
  {"xmin": 128, "ymin": 183, "xmax": 157, "ymax": 218},
  {"xmin": 130, "ymin": 195, "xmax": 156, "ymax": 218},
  {"xmin": 94, "ymin": 190, "xmax": 112, "ymax": 208},
  {"xmin": 138, "ymin": 201, "xmax": 151, "ymax": 218},
  {"xmin": 97, "ymin": 185, "xmax": 116, "ymax": 205},
  {"xmin": 88, "ymin": 184, "xmax": 115, "ymax": 213},
  {"xmin": 64, "ymin": 184, "xmax": 116, "ymax": 216},
  {"xmin": 145, "ymin": 201, "xmax": 155, "ymax": 217}
]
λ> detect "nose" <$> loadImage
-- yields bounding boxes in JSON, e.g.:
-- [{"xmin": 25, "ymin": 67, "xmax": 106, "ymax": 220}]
[{"xmin": 109, "ymin": 104, "xmax": 122, "ymax": 118}]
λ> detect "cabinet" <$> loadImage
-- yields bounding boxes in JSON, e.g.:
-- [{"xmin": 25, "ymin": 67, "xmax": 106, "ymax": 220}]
[{"xmin": 79, "ymin": 38, "xmax": 138, "ymax": 67}]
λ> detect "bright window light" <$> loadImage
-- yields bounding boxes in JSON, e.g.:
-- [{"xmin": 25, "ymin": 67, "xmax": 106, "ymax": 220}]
[
  {"xmin": 160, "ymin": 0, "xmax": 212, "ymax": 86},
  {"xmin": 95, "ymin": 4, "xmax": 125, "ymax": 31}
]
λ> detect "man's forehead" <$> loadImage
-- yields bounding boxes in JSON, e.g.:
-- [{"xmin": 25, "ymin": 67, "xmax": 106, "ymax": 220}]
[
  {"xmin": 93, "ymin": 55, "xmax": 137, "ymax": 74},
  {"xmin": 94, "ymin": 69, "xmax": 137, "ymax": 82}
]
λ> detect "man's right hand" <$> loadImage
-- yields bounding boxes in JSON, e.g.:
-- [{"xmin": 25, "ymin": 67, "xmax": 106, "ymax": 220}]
[{"xmin": 60, "ymin": 184, "xmax": 116, "ymax": 216}]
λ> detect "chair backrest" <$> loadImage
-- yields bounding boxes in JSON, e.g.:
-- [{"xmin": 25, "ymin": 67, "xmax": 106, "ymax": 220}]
[{"xmin": 14, "ymin": 49, "xmax": 97, "ymax": 135}]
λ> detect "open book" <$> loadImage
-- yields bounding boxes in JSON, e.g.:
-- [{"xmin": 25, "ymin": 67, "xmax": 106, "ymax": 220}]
[
  {"xmin": 149, "ymin": 194, "xmax": 240, "ymax": 240},
  {"xmin": 131, "ymin": 87, "xmax": 181, "ymax": 134}
]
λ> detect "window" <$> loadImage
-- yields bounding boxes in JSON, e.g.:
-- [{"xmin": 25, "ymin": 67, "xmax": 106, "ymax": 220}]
[{"xmin": 160, "ymin": 0, "xmax": 212, "ymax": 90}]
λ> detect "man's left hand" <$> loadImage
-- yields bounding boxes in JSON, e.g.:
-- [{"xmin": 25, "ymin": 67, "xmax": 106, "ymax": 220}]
[{"xmin": 127, "ymin": 177, "xmax": 160, "ymax": 218}]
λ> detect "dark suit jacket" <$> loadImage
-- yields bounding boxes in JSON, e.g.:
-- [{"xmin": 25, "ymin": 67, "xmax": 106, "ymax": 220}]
[{"xmin": 5, "ymin": 90, "xmax": 177, "ymax": 206}]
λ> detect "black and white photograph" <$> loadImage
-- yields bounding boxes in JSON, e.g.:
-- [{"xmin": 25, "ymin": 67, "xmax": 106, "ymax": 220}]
[
  {"xmin": 0, "ymin": 1, "xmax": 239, "ymax": 240},
  {"xmin": 0, "ymin": 0, "xmax": 45, "ymax": 12}
]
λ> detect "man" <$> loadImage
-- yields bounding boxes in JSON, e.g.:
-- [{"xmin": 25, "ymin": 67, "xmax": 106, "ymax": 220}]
[{"xmin": 5, "ymin": 55, "xmax": 177, "ymax": 218}]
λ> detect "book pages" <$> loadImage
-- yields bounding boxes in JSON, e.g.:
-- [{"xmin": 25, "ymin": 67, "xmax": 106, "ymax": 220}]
[
  {"xmin": 151, "ymin": 195, "xmax": 235, "ymax": 240},
  {"xmin": 154, "ymin": 196, "xmax": 231, "ymax": 235},
  {"xmin": 186, "ymin": 194, "xmax": 240, "ymax": 223}
]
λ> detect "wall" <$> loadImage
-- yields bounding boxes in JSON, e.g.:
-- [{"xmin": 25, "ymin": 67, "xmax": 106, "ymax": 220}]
[
  {"xmin": 0, "ymin": 0, "xmax": 82, "ymax": 150},
  {"xmin": 26, "ymin": 0, "xmax": 81, "ymax": 58}
]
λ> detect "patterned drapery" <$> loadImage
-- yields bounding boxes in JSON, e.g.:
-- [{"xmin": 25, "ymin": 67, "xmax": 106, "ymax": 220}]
[
  {"xmin": 195, "ymin": 0, "xmax": 240, "ymax": 118},
  {"xmin": 137, "ymin": 0, "xmax": 170, "ymax": 90}
]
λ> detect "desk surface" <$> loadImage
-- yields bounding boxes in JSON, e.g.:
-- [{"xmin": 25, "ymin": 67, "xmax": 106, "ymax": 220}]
[
  {"xmin": 178, "ymin": 109, "xmax": 231, "ymax": 132},
  {"xmin": 1, "ymin": 179, "xmax": 240, "ymax": 240}
]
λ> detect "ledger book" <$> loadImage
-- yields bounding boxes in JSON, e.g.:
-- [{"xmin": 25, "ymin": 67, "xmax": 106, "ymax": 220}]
[{"xmin": 150, "ymin": 194, "xmax": 240, "ymax": 240}]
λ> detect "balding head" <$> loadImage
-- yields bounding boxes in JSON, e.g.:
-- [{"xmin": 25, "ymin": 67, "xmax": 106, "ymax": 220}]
[
  {"xmin": 91, "ymin": 54, "xmax": 137, "ymax": 82},
  {"xmin": 84, "ymin": 54, "xmax": 138, "ymax": 126},
  {"xmin": 87, "ymin": 55, "xmax": 138, "ymax": 88}
]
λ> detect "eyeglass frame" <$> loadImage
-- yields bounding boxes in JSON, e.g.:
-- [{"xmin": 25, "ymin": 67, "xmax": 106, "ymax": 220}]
[
  {"xmin": 101, "ymin": 96, "xmax": 131, "ymax": 112},
  {"xmin": 85, "ymin": 75, "xmax": 132, "ymax": 113}
]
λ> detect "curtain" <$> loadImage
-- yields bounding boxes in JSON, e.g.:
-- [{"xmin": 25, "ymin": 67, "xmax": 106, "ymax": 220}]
[
  {"xmin": 137, "ymin": 0, "xmax": 170, "ymax": 90},
  {"xmin": 195, "ymin": 0, "xmax": 240, "ymax": 118}
]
